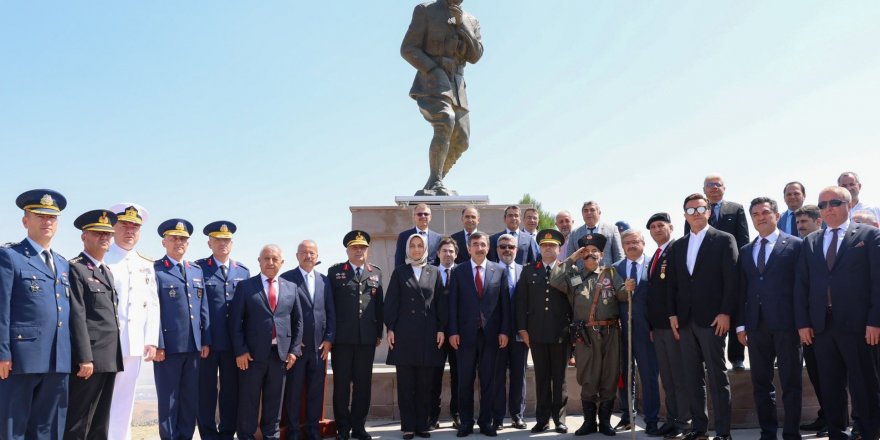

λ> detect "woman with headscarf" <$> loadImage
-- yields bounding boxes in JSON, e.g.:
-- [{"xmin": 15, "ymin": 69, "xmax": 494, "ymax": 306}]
[{"xmin": 385, "ymin": 233, "xmax": 447, "ymax": 439}]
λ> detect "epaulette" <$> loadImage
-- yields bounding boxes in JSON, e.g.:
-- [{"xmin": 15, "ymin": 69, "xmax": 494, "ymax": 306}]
[
  {"xmin": 329, "ymin": 262, "xmax": 346, "ymax": 269},
  {"xmin": 234, "ymin": 261, "xmax": 248, "ymax": 271},
  {"xmin": 69, "ymin": 256, "xmax": 84, "ymax": 264},
  {"xmin": 194, "ymin": 257, "xmax": 208, "ymax": 265},
  {"xmin": 1, "ymin": 241, "xmax": 19, "ymax": 249},
  {"xmin": 136, "ymin": 251, "xmax": 154, "ymax": 262},
  {"xmin": 367, "ymin": 263, "xmax": 381, "ymax": 271}
]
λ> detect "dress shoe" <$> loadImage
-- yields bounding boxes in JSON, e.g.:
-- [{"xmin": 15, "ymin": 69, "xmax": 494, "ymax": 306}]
[
  {"xmin": 645, "ymin": 422, "xmax": 661, "ymax": 436},
  {"xmin": 352, "ymin": 429, "xmax": 372, "ymax": 440},
  {"xmin": 531, "ymin": 423, "xmax": 549, "ymax": 433},
  {"xmin": 336, "ymin": 434, "xmax": 350, "ymax": 440},
  {"xmin": 614, "ymin": 419, "xmax": 633, "ymax": 432},
  {"xmin": 681, "ymin": 430, "xmax": 708, "ymax": 440},
  {"xmin": 732, "ymin": 360, "xmax": 745, "ymax": 371},
  {"xmin": 712, "ymin": 436, "xmax": 732, "ymax": 440},
  {"xmin": 403, "ymin": 433, "xmax": 415, "ymax": 440},
  {"xmin": 479, "ymin": 426, "xmax": 498, "ymax": 437},
  {"xmin": 555, "ymin": 423, "xmax": 569, "ymax": 434},
  {"xmin": 452, "ymin": 415, "xmax": 462, "ymax": 429},
  {"xmin": 800, "ymin": 417, "xmax": 827, "ymax": 431},
  {"xmin": 655, "ymin": 422, "xmax": 675, "ymax": 436},
  {"xmin": 456, "ymin": 426, "xmax": 473, "ymax": 438},
  {"xmin": 817, "ymin": 427, "xmax": 829, "ymax": 437},
  {"xmin": 512, "ymin": 418, "xmax": 527, "ymax": 429},
  {"xmin": 663, "ymin": 427, "xmax": 683, "ymax": 439},
  {"xmin": 427, "ymin": 419, "xmax": 440, "ymax": 431},
  {"xmin": 415, "ymin": 432, "xmax": 431, "ymax": 438},
  {"xmin": 491, "ymin": 422, "xmax": 504, "ymax": 431}
]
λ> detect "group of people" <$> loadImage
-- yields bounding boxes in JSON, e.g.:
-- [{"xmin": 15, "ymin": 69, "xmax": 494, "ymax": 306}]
[{"xmin": 1, "ymin": 170, "xmax": 879, "ymax": 440}]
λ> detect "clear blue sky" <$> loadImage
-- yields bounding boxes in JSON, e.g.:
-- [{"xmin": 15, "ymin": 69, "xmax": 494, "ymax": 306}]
[{"xmin": 2, "ymin": 1, "xmax": 879, "ymax": 266}]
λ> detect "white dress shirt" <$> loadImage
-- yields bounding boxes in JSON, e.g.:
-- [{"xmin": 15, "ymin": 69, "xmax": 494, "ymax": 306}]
[
  {"xmin": 822, "ymin": 221, "xmax": 850, "ymax": 255},
  {"xmin": 752, "ymin": 229, "xmax": 780, "ymax": 267},
  {"xmin": 686, "ymin": 227, "xmax": 709, "ymax": 275},
  {"xmin": 261, "ymin": 273, "xmax": 279, "ymax": 345},
  {"xmin": 625, "ymin": 255, "xmax": 645, "ymax": 284},
  {"xmin": 439, "ymin": 264, "xmax": 453, "ymax": 286},
  {"xmin": 299, "ymin": 267, "xmax": 315, "ymax": 300},
  {"xmin": 412, "ymin": 264, "xmax": 423, "ymax": 281}
]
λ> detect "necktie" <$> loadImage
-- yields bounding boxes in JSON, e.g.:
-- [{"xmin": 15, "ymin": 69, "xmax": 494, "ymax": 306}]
[
  {"xmin": 546, "ymin": 265, "xmax": 552, "ymax": 277},
  {"xmin": 419, "ymin": 231, "xmax": 426, "ymax": 236},
  {"xmin": 177, "ymin": 263, "xmax": 187, "ymax": 283},
  {"xmin": 709, "ymin": 203, "xmax": 719, "ymax": 225},
  {"xmin": 757, "ymin": 238, "xmax": 768, "ymax": 274},
  {"xmin": 220, "ymin": 264, "xmax": 228, "ymax": 280},
  {"xmin": 508, "ymin": 265, "xmax": 515, "ymax": 292},
  {"xmin": 308, "ymin": 273, "xmax": 315, "ymax": 299},
  {"xmin": 444, "ymin": 268, "xmax": 450, "ymax": 287},
  {"xmin": 267, "ymin": 278, "xmax": 277, "ymax": 338},
  {"xmin": 42, "ymin": 250, "xmax": 55, "ymax": 277},
  {"xmin": 826, "ymin": 228, "xmax": 839, "ymax": 307},
  {"xmin": 789, "ymin": 213, "xmax": 796, "ymax": 236},
  {"xmin": 475, "ymin": 265, "xmax": 483, "ymax": 297},
  {"xmin": 355, "ymin": 267, "xmax": 362, "ymax": 279},
  {"xmin": 630, "ymin": 261, "xmax": 638, "ymax": 284},
  {"xmin": 649, "ymin": 247, "xmax": 662, "ymax": 277}
]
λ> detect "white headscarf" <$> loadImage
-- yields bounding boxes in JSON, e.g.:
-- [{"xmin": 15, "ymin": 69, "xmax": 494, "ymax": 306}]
[{"xmin": 404, "ymin": 233, "xmax": 428, "ymax": 267}]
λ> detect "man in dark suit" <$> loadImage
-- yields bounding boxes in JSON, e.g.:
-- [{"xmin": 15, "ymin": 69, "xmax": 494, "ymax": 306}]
[
  {"xmin": 448, "ymin": 231, "xmax": 510, "ymax": 437},
  {"xmin": 735, "ymin": 197, "xmax": 803, "ymax": 440},
  {"xmin": 430, "ymin": 237, "xmax": 461, "ymax": 429},
  {"xmin": 229, "ymin": 244, "xmax": 303, "ymax": 440},
  {"xmin": 614, "ymin": 229, "xmax": 662, "ymax": 435},
  {"xmin": 450, "ymin": 206, "xmax": 480, "ymax": 264},
  {"xmin": 328, "ymin": 231, "xmax": 384, "ymax": 440},
  {"xmin": 667, "ymin": 193, "xmax": 738, "ymax": 440},
  {"xmin": 281, "ymin": 240, "xmax": 335, "ymax": 440},
  {"xmin": 795, "ymin": 186, "xmax": 880, "ymax": 440},
  {"xmin": 515, "ymin": 229, "xmax": 571, "ymax": 434},
  {"xmin": 395, "ymin": 203, "xmax": 442, "ymax": 267},
  {"xmin": 645, "ymin": 213, "xmax": 690, "ymax": 438},
  {"xmin": 66, "ymin": 210, "xmax": 125, "ymax": 439},
  {"xmin": 0, "ymin": 190, "xmax": 72, "ymax": 440},
  {"xmin": 777, "ymin": 182, "xmax": 805, "ymax": 236},
  {"xmin": 488, "ymin": 205, "xmax": 538, "ymax": 265},
  {"xmin": 684, "ymin": 174, "xmax": 750, "ymax": 370},
  {"xmin": 492, "ymin": 234, "xmax": 525, "ymax": 430},
  {"xmin": 196, "ymin": 221, "xmax": 250, "ymax": 440},
  {"xmin": 153, "ymin": 219, "xmax": 211, "ymax": 440}
]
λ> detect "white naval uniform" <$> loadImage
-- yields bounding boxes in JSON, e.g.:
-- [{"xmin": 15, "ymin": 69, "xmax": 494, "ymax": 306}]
[{"xmin": 105, "ymin": 243, "xmax": 160, "ymax": 439}]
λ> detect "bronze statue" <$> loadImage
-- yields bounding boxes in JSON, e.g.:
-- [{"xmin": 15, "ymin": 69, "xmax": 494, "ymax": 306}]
[{"xmin": 401, "ymin": 0, "xmax": 483, "ymax": 196}]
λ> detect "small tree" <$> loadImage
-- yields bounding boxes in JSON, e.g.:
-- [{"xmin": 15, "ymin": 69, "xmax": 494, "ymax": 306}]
[{"xmin": 519, "ymin": 193, "xmax": 555, "ymax": 229}]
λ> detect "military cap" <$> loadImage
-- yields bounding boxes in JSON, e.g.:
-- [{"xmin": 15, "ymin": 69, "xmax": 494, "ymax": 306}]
[
  {"xmin": 343, "ymin": 230, "xmax": 370, "ymax": 247},
  {"xmin": 577, "ymin": 233, "xmax": 607, "ymax": 251},
  {"xmin": 157, "ymin": 218, "xmax": 194, "ymax": 238},
  {"xmin": 16, "ymin": 189, "xmax": 66, "ymax": 215},
  {"xmin": 110, "ymin": 202, "xmax": 149, "ymax": 225},
  {"xmin": 537, "ymin": 228, "xmax": 565, "ymax": 246},
  {"xmin": 74, "ymin": 210, "xmax": 117, "ymax": 232},
  {"xmin": 645, "ymin": 212, "xmax": 672, "ymax": 229},
  {"xmin": 615, "ymin": 220, "xmax": 631, "ymax": 232},
  {"xmin": 203, "ymin": 220, "xmax": 236, "ymax": 238}
]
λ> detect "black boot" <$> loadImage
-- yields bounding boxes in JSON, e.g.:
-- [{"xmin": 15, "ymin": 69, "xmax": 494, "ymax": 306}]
[
  {"xmin": 598, "ymin": 401, "xmax": 616, "ymax": 436},
  {"xmin": 575, "ymin": 400, "xmax": 598, "ymax": 436}
]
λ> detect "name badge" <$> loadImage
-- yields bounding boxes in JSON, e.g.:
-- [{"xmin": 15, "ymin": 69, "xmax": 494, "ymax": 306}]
[{"xmin": 569, "ymin": 275, "xmax": 582, "ymax": 286}]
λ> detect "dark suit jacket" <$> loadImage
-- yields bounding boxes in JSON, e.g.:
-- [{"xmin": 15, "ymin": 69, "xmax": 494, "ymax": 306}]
[
  {"xmin": 795, "ymin": 224, "xmax": 880, "ymax": 333},
  {"xmin": 395, "ymin": 228, "xmax": 442, "ymax": 268},
  {"xmin": 68, "ymin": 253, "xmax": 123, "ymax": 373},
  {"xmin": 228, "ymin": 275, "xmax": 303, "ymax": 362},
  {"xmin": 616, "ymin": 257, "xmax": 650, "ymax": 335},
  {"xmin": 384, "ymin": 264, "xmax": 447, "ymax": 366},
  {"xmin": 737, "ymin": 232, "xmax": 802, "ymax": 332},
  {"xmin": 686, "ymin": 200, "xmax": 750, "ymax": 250},
  {"xmin": 646, "ymin": 240, "xmax": 675, "ymax": 330},
  {"xmin": 515, "ymin": 261, "xmax": 571, "ymax": 344},
  {"xmin": 667, "ymin": 227, "xmax": 739, "ymax": 327},
  {"xmin": 196, "ymin": 257, "xmax": 249, "ymax": 352},
  {"xmin": 280, "ymin": 267, "xmax": 335, "ymax": 353},
  {"xmin": 447, "ymin": 261, "xmax": 510, "ymax": 347},
  {"xmin": 488, "ymin": 230, "xmax": 538, "ymax": 265},
  {"xmin": 451, "ymin": 230, "xmax": 473, "ymax": 264}
]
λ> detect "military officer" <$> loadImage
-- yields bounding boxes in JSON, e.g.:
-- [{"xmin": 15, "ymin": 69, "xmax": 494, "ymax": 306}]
[
  {"xmin": 196, "ymin": 221, "xmax": 249, "ymax": 440},
  {"xmin": 104, "ymin": 202, "xmax": 161, "ymax": 440},
  {"xmin": 65, "ymin": 210, "xmax": 125, "ymax": 440},
  {"xmin": 0, "ymin": 189, "xmax": 71, "ymax": 440},
  {"xmin": 550, "ymin": 233, "xmax": 630, "ymax": 437},
  {"xmin": 515, "ymin": 229, "xmax": 572, "ymax": 434},
  {"xmin": 328, "ymin": 231, "xmax": 384, "ymax": 440},
  {"xmin": 154, "ymin": 219, "xmax": 211, "ymax": 440}
]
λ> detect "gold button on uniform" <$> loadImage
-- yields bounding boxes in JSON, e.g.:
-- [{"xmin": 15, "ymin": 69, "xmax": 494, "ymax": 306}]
[{"xmin": 58, "ymin": 321, "xmax": 63, "ymax": 327}]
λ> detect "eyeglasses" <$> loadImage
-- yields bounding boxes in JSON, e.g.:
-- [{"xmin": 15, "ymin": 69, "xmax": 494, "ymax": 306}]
[
  {"xmin": 498, "ymin": 245, "xmax": 517, "ymax": 250},
  {"xmin": 818, "ymin": 199, "xmax": 846, "ymax": 210},
  {"xmin": 415, "ymin": 212, "xmax": 431, "ymax": 217},
  {"xmin": 705, "ymin": 182, "xmax": 723, "ymax": 188},
  {"xmin": 685, "ymin": 206, "xmax": 709, "ymax": 215}
]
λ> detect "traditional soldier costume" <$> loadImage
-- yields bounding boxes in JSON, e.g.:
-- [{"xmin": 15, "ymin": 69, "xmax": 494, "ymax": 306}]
[
  {"xmin": 154, "ymin": 219, "xmax": 210, "ymax": 440},
  {"xmin": 515, "ymin": 229, "xmax": 572, "ymax": 434},
  {"xmin": 196, "ymin": 221, "xmax": 249, "ymax": 440},
  {"xmin": 0, "ymin": 189, "xmax": 71, "ymax": 440},
  {"xmin": 550, "ymin": 233, "xmax": 629, "ymax": 437},
  {"xmin": 328, "ymin": 231, "xmax": 383, "ymax": 440},
  {"xmin": 65, "ymin": 210, "xmax": 124, "ymax": 440},
  {"xmin": 105, "ymin": 202, "xmax": 161, "ymax": 440}
]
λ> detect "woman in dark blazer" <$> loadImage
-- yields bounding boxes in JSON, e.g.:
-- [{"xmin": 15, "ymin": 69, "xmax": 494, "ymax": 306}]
[{"xmin": 385, "ymin": 233, "xmax": 448, "ymax": 439}]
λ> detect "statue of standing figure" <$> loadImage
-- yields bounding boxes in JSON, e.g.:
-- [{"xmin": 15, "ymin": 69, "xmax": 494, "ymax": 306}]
[{"xmin": 401, "ymin": 0, "xmax": 483, "ymax": 196}]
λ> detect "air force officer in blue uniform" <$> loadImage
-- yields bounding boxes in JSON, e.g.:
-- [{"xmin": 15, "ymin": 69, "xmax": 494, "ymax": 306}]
[
  {"xmin": 0, "ymin": 189, "xmax": 70, "ymax": 440},
  {"xmin": 154, "ymin": 219, "xmax": 211, "ymax": 440},
  {"xmin": 196, "ymin": 221, "xmax": 250, "ymax": 440}
]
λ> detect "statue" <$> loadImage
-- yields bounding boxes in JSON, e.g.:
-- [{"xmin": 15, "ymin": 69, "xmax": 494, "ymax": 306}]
[{"xmin": 401, "ymin": 0, "xmax": 483, "ymax": 196}]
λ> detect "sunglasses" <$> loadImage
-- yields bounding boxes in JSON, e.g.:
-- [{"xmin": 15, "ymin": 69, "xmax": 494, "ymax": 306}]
[
  {"xmin": 498, "ymin": 244, "xmax": 517, "ymax": 250},
  {"xmin": 818, "ymin": 199, "xmax": 846, "ymax": 210},
  {"xmin": 415, "ymin": 212, "xmax": 431, "ymax": 217},
  {"xmin": 685, "ymin": 206, "xmax": 709, "ymax": 215}
]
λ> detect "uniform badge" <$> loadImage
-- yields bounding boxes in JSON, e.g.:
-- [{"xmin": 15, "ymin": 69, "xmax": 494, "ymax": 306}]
[
  {"xmin": 197, "ymin": 288, "xmax": 203, "ymax": 299},
  {"xmin": 660, "ymin": 273, "xmax": 666, "ymax": 280},
  {"xmin": 29, "ymin": 280, "xmax": 40, "ymax": 292},
  {"xmin": 371, "ymin": 288, "xmax": 377, "ymax": 296},
  {"xmin": 603, "ymin": 299, "xmax": 608, "ymax": 305},
  {"xmin": 169, "ymin": 288, "xmax": 177, "ymax": 298}
]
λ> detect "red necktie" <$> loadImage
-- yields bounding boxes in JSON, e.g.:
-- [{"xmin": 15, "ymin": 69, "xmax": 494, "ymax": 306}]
[
  {"xmin": 268, "ymin": 278, "xmax": 277, "ymax": 338},
  {"xmin": 649, "ymin": 247, "xmax": 662, "ymax": 277},
  {"xmin": 475, "ymin": 265, "xmax": 483, "ymax": 297}
]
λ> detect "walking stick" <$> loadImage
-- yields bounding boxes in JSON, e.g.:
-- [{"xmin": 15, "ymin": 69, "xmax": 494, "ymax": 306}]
[{"xmin": 628, "ymin": 291, "xmax": 635, "ymax": 440}]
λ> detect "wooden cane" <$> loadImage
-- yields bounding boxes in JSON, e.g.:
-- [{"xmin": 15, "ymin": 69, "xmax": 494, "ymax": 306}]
[{"xmin": 628, "ymin": 291, "xmax": 636, "ymax": 440}]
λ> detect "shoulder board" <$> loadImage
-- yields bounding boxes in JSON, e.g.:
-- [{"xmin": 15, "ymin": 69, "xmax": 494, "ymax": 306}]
[
  {"xmin": 136, "ymin": 252, "xmax": 154, "ymax": 262},
  {"xmin": 235, "ymin": 261, "xmax": 248, "ymax": 271},
  {"xmin": 1, "ymin": 241, "xmax": 19, "ymax": 249},
  {"xmin": 194, "ymin": 258, "xmax": 208, "ymax": 265},
  {"xmin": 367, "ymin": 263, "xmax": 381, "ymax": 271},
  {"xmin": 54, "ymin": 251, "xmax": 66, "ymax": 260},
  {"xmin": 69, "ymin": 256, "xmax": 84, "ymax": 264},
  {"xmin": 329, "ymin": 262, "xmax": 346, "ymax": 269}
]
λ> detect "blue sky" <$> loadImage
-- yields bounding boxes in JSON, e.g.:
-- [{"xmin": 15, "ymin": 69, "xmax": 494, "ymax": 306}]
[{"xmin": 2, "ymin": 1, "xmax": 879, "ymax": 266}]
